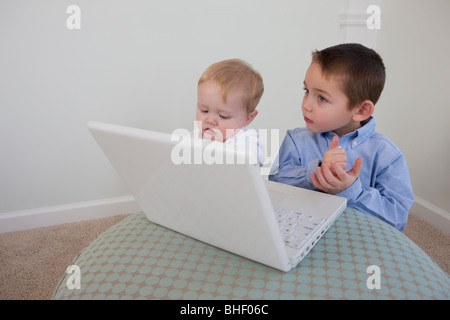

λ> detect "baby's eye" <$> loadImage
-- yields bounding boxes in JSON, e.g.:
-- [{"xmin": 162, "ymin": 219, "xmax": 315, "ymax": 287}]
[
  {"xmin": 219, "ymin": 114, "xmax": 229, "ymax": 119},
  {"xmin": 318, "ymin": 95, "xmax": 327, "ymax": 102},
  {"xmin": 200, "ymin": 109, "xmax": 208, "ymax": 113},
  {"xmin": 303, "ymin": 87, "xmax": 309, "ymax": 94}
]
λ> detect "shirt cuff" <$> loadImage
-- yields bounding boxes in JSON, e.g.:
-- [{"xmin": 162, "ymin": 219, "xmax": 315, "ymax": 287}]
[{"xmin": 306, "ymin": 159, "xmax": 321, "ymax": 188}]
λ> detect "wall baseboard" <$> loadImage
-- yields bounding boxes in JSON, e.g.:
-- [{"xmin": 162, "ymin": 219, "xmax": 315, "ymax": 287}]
[
  {"xmin": 410, "ymin": 196, "xmax": 450, "ymax": 235},
  {"xmin": 0, "ymin": 196, "xmax": 140, "ymax": 234},
  {"xmin": 1, "ymin": 194, "xmax": 449, "ymax": 235}
]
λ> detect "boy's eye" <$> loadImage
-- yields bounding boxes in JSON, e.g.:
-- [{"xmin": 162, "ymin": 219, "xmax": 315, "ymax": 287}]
[
  {"xmin": 318, "ymin": 96, "xmax": 327, "ymax": 102},
  {"xmin": 303, "ymin": 87, "xmax": 309, "ymax": 94}
]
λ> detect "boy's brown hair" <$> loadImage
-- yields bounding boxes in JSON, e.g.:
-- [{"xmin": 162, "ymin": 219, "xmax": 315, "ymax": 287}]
[
  {"xmin": 198, "ymin": 58, "xmax": 264, "ymax": 113},
  {"xmin": 311, "ymin": 43, "xmax": 385, "ymax": 109}
]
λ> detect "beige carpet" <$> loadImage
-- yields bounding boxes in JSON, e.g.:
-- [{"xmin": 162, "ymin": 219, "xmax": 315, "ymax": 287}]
[
  {"xmin": 0, "ymin": 212, "xmax": 448, "ymax": 300},
  {"xmin": 0, "ymin": 214, "xmax": 130, "ymax": 300}
]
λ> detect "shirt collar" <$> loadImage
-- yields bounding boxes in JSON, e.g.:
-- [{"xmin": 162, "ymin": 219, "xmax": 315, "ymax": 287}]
[{"xmin": 321, "ymin": 117, "xmax": 376, "ymax": 148}]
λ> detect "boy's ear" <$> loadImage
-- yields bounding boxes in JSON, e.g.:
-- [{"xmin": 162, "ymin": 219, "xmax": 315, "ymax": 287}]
[
  {"xmin": 245, "ymin": 110, "xmax": 258, "ymax": 125},
  {"xmin": 352, "ymin": 100, "xmax": 374, "ymax": 122}
]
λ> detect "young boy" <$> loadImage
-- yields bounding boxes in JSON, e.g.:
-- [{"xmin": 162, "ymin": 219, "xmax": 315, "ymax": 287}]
[
  {"xmin": 269, "ymin": 43, "xmax": 414, "ymax": 231},
  {"xmin": 194, "ymin": 58, "xmax": 265, "ymax": 165}
]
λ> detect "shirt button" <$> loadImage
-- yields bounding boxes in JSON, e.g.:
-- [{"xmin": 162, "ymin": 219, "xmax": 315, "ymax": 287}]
[{"xmin": 353, "ymin": 141, "xmax": 357, "ymax": 146}]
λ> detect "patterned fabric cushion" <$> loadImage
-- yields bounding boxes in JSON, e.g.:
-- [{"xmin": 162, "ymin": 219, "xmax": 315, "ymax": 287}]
[{"xmin": 52, "ymin": 207, "xmax": 450, "ymax": 299}]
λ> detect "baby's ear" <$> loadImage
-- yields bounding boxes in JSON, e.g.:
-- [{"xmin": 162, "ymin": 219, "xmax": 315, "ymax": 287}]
[
  {"xmin": 353, "ymin": 100, "xmax": 374, "ymax": 122},
  {"xmin": 246, "ymin": 110, "xmax": 258, "ymax": 125}
]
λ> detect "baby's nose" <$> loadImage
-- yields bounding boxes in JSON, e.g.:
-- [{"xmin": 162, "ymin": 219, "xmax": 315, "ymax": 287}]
[{"xmin": 206, "ymin": 114, "xmax": 217, "ymax": 125}]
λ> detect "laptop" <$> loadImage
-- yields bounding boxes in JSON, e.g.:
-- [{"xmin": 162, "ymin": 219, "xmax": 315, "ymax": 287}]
[{"xmin": 87, "ymin": 121, "xmax": 346, "ymax": 272}]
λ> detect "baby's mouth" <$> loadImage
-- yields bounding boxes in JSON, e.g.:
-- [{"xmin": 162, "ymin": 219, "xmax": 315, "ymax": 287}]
[{"xmin": 203, "ymin": 128, "xmax": 216, "ymax": 136}]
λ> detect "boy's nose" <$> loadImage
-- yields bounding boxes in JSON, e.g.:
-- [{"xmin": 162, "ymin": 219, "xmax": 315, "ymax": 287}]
[{"xmin": 302, "ymin": 96, "xmax": 312, "ymax": 112}]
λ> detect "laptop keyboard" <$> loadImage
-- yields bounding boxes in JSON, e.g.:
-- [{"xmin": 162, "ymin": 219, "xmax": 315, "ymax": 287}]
[{"xmin": 275, "ymin": 207, "xmax": 325, "ymax": 249}]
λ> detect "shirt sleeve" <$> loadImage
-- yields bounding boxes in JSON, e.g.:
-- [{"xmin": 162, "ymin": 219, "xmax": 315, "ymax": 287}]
[
  {"xmin": 268, "ymin": 131, "xmax": 320, "ymax": 190},
  {"xmin": 337, "ymin": 151, "xmax": 414, "ymax": 231}
]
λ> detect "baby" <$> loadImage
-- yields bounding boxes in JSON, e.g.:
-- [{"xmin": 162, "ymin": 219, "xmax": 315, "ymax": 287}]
[{"xmin": 194, "ymin": 58, "xmax": 265, "ymax": 165}]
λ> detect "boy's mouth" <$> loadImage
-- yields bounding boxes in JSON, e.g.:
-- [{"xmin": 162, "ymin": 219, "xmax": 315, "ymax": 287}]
[{"xmin": 304, "ymin": 116, "xmax": 313, "ymax": 124}]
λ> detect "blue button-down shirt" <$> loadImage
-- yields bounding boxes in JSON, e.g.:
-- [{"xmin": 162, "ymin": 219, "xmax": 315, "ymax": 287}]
[{"xmin": 269, "ymin": 117, "xmax": 414, "ymax": 231}]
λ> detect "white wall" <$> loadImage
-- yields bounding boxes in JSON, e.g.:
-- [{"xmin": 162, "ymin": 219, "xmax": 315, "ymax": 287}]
[
  {"xmin": 1, "ymin": 0, "xmax": 449, "ymax": 232},
  {"xmin": 375, "ymin": 0, "xmax": 450, "ymax": 230},
  {"xmin": 0, "ymin": 0, "xmax": 344, "ymax": 224}
]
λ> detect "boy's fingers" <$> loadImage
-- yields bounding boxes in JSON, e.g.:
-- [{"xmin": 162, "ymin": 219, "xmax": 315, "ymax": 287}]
[
  {"xmin": 329, "ymin": 136, "xmax": 339, "ymax": 149},
  {"xmin": 311, "ymin": 172, "xmax": 326, "ymax": 191},
  {"xmin": 332, "ymin": 161, "xmax": 350, "ymax": 181},
  {"xmin": 348, "ymin": 157, "xmax": 363, "ymax": 177},
  {"xmin": 322, "ymin": 164, "xmax": 338, "ymax": 183},
  {"xmin": 311, "ymin": 172, "xmax": 320, "ymax": 188}
]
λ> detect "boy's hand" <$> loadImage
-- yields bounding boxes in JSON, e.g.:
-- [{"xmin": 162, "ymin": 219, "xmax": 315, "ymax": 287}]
[
  {"xmin": 322, "ymin": 136, "xmax": 347, "ymax": 175},
  {"xmin": 311, "ymin": 157, "xmax": 363, "ymax": 194}
]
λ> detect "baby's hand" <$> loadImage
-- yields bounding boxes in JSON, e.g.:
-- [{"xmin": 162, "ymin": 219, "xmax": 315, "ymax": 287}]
[{"xmin": 322, "ymin": 136, "xmax": 347, "ymax": 175}]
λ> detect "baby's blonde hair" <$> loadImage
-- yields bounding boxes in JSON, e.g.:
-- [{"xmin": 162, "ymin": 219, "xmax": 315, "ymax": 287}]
[{"xmin": 198, "ymin": 58, "xmax": 264, "ymax": 112}]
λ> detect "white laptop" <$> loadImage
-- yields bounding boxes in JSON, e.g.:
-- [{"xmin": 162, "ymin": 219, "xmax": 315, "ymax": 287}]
[{"xmin": 88, "ymin": 121, "xmax": 346, "ymax": 272}]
